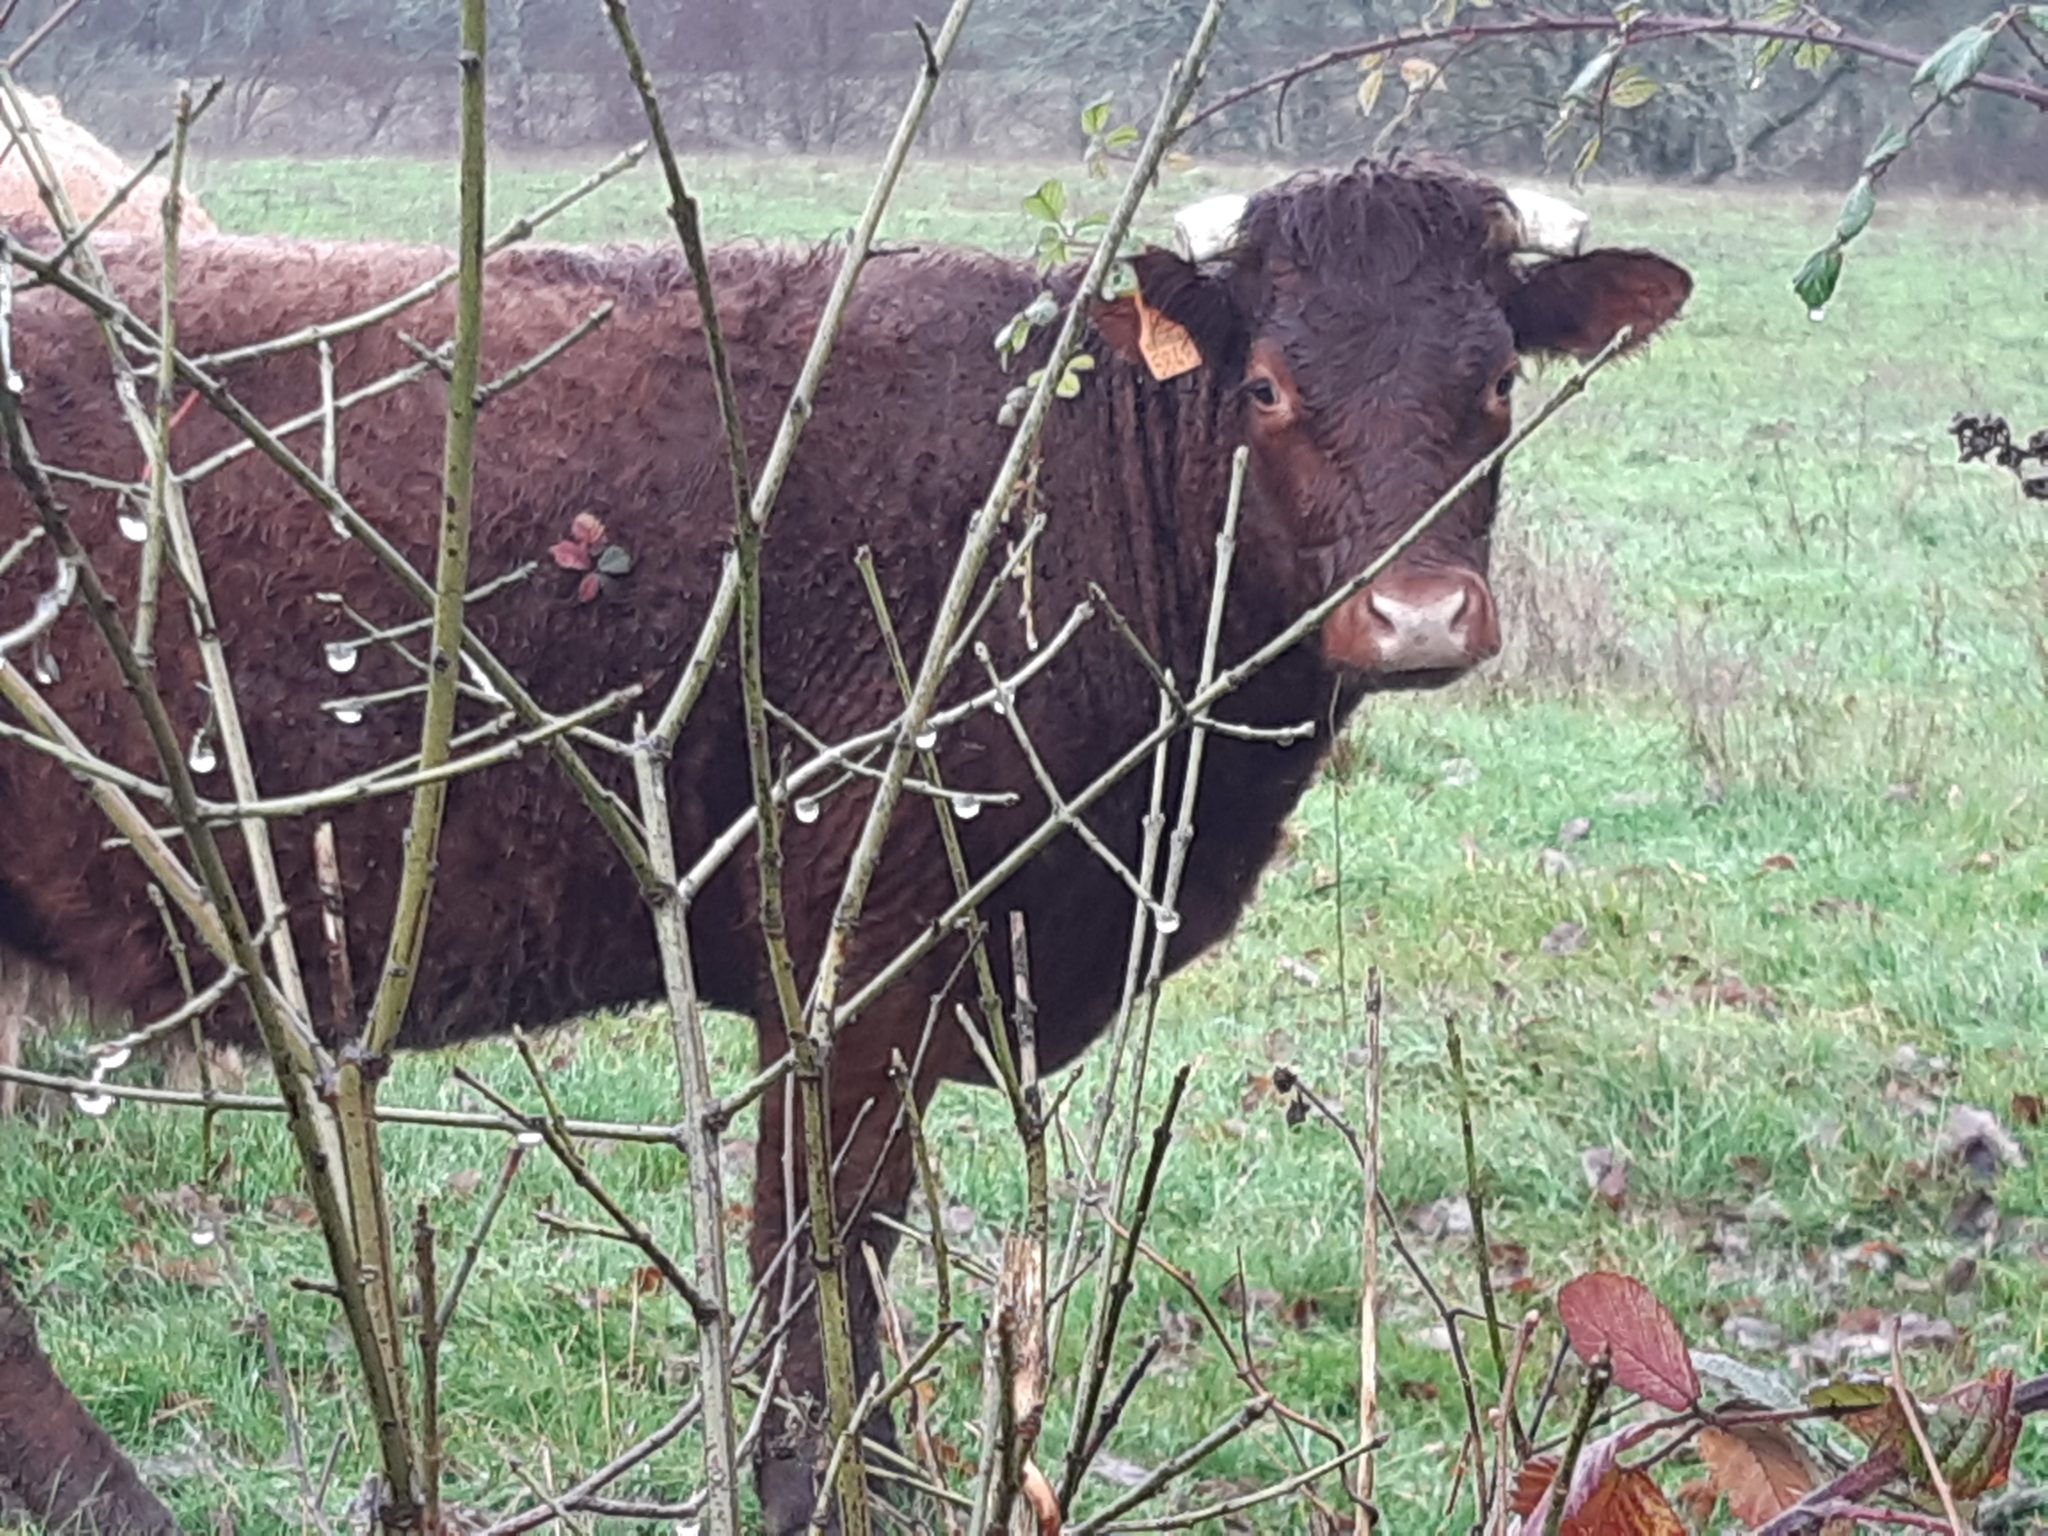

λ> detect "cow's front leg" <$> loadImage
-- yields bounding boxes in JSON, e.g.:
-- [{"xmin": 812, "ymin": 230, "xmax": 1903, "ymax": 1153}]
[{"xmin": 749, "ymin": 1020, "xmax": 936, "ymax": 1534}]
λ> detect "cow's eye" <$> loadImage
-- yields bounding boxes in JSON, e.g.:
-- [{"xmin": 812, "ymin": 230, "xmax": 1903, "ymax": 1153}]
[
  {"xmin": 1493, "ymin": 370, "xmax": 1516, "ymax": 401},
  {"xmin": 1245, "ymin": 378, "xmax": 1280, "ymax": 409}
]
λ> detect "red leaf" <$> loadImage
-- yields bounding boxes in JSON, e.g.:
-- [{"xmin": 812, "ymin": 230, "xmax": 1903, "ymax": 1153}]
[
  {"xmin": 571, "ymin": 511, "xmax": 607, "ymax": 547},
  {"xmin": 1511, "ymin": 1455, "xmax": 1558, "ymax": 1518},
  {"xmin": 1557, "ymin": 1272, "xmax": 1701, "ymax": 1410},
  {"xmin": 1563, "ymin": 1467, "xmax": 1685, "ymax": 1535},
  {"xmin": 550, "ymin": 539, "xmax": 592, "ymax": 571},
  {"xmin": 577, "ymin": 572, "xmax": 602, "ymax": 604},
  {"xmin": 1698, "ymin": 1422, "xmax": 1821, "ymax": 1527}
]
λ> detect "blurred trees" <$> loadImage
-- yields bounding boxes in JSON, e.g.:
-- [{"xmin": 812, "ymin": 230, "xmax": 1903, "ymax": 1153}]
[{"xmin": 9, "ymin": 0, "xmax": 2039, "ymax": 189}]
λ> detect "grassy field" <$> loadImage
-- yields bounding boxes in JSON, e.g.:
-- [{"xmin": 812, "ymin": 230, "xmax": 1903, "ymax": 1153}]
[{"xmin": 3, "ymin": 148, "xmax": 2046, "ymax": 1532}]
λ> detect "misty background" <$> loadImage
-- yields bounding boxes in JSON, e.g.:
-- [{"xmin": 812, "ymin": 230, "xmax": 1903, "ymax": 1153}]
[{"xmin": 7, "ymin": 0, "xmax": 2039, "ymax": 192}]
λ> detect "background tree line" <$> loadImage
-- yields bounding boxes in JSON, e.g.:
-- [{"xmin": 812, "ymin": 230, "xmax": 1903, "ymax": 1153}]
[{"xmin": 11, "ymin": 0, "xmax": 2044, "ymax": 194}]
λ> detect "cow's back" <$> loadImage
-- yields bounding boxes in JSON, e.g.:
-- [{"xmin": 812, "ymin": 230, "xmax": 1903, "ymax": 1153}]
[{"xmin": 0, "ymin": 229, "xmax": 1121, "ymax": 1050}]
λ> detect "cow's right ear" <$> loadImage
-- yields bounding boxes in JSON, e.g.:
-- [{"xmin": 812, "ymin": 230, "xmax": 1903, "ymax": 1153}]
[{"xmin": 1090, "ymin": 248, "xmax": 1245, "ymax": 382}]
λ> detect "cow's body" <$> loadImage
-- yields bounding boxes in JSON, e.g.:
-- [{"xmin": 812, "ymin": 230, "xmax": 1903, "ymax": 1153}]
[{"xmin": 0, "ymin": 161, "xmax": 1689, "ymax": 1528}]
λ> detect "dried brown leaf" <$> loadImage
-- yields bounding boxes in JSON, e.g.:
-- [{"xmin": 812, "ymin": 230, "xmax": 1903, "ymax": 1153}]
[
  {"xmin": 1697, "ymin": 1422, "xmax": 1820, "ymax": 1527},
  {"xmin": 1563, "ymin": 1467, "xmax": 1686, "ymax": 1535}
]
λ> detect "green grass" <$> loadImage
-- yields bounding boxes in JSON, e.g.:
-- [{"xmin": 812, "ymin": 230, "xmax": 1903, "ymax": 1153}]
[{"xmin": 4, "ymin": 151, "xmax": 2046, "ymax": 1532}]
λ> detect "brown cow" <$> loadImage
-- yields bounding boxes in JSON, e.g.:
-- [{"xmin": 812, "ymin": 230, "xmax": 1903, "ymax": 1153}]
[
  {"xmin": 0, "ymin": 159, "xmax": 1688, "ymax": 1528},
  {"xmin": 0, "ymin": 90, "xmax": 217, "ymax": 239}
]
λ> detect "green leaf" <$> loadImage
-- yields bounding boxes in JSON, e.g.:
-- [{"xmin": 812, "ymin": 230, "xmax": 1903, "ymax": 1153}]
[
  {"xmin": 1080, "ymin": 95, "xmax": 1113, "ymax": 138},
  {"xmin": 1022, "ymin": 178, "xmax": 1067, "ymax": 225},
  {"xmin": 1835, "ymin": 176, "xmax": 1876, "ymax": 241},
  {"xmin": 1752, "ymin": 35, "xmax": 1788, "ymax": 78},
  {"xmin": 596, "ymin": 544, "xmax": 633, "ymax": 578},
  {"xmin": 1609, "ymin": 67, "xmax": 1659, "ymax": 107},
  {"xmin": 1357, "ymin": 63, "xmax": 1388, "ymax": 116},
  {"xmin": 2026, "ymin": 5, "xmax": 2048, "ymax": 36},
  {"xmin": 1758, "ymin": 0, "xmax": 1801, "ymax": 21},
  {"xmin": 1612, "ymin": 0, "xmax": 1647, "ymax": 24},
  {"xmin": 1862, "ymin": 124, "xmax": 1912, "ymax": 171},
  {"xmin": 1791, "ymin": 244, "xmax": 1842, "ymax": 313},
  {"xmin": 1105, "ymin": 124, "xmax": 1139, "ymax": 150},
  {"xmin": 1792, "ymin": 37, "xmax": 1834, "ymax": 72},
  {"xmin": 1573, "ymin": 131, "xmax": 1605, "ymax": 181},
  {"xmin": 1563, "ymin": 45, "xmax": 1620, "ymax": 104},
  {"xmin": 1911, "ymin": 23, "xmax": 1995, "ymax": 100},
  {"xmin": 1806, "ymin": 1377, "xmax": 1891, "ymax": 1415}
]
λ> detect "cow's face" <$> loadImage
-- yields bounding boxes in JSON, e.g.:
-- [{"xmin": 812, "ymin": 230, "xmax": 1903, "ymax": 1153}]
[{"xmin": 1095, "ymin": 167, "xmax": 1690, "ymax": 690}]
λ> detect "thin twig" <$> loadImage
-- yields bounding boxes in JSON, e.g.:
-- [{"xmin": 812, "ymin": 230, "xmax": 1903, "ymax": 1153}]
[
  {"xmin": 1889, "ymin": 1320, "xmax": 1965, "ymax": 1534},
  {"xmin": 1540, "ymin": 1350, "xmax": 1610, "ymax": 1536}
]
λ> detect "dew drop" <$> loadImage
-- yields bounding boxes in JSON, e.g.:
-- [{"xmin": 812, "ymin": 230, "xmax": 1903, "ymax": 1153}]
[
  {"xmin": 991, "ymin": 691, "xmax": 1011, "ymax": 718},
  {"xmin": 914, "ymin": 725, "xmax": 939, "ymax": 751},
  {"xmin": 1807, "ymin": 306, "xmax": 1827, "ymax": 323},
  {"xmin": 324, "ymin": 640, "xmax": 359, "ymax": 675},
  {"xmin": 187, "ymin": 732, "xmax": 217, "ymax": 775},
  {"xmin": 1440, "ymin": 756, "xmax": 1479, "ymax": 789},
  {"xmin": 117, "ymin": 509, "xmax": 148, "ymax": 543},
  {"xmin": 96, "ymin": 1045, "xmax": 133, "ymax": 1071},
  {"xmin": 31, "ymin": 647, "xmax": 59, "ymax": 685},
  {"xmin": 190, "ymin": 1225, "xmax": 218, "ymax": 1248},
  {"xmin": 327, "ymin": 509, "xmax": 354, "ymax": 541},
  {"xmin": 1155, "ymin": 907, "xmax": 1183, "ymax": 935},
  {"xmin": 72, "ymin": 1091, "xmax": 114, "ymax": 1117},
  {"xmin": 953, "ymin": 796, "xmax": 982, "ymax": 821},
  {"xmin": 1748, "ymin": 74, "xmax": 1764, "ymax": 91},
  {"xmin": 793, "ymin": 796, "xmax": 821, "ymax": 825},
  {"xmin": 515, "ymin": 1129, "xmax": 543, "ymax": 1148},
  {"xmin": 333, "ymin": 705, "xmax": 365, "ymax": 726}
]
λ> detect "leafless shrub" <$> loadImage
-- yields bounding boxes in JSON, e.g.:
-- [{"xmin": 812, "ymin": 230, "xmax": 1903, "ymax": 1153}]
[{"xmin": 1478, "ymin": 521, "xmax": 1643, "ymax": 701}]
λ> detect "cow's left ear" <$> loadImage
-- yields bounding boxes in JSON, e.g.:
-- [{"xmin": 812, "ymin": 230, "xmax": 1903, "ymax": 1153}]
[
  {"xmin": 1091, "ymin": 248, "xmax": 1246, "ymax": 382},
  {"xmin": 1506, "ymin": 249, "xmax": 1692, "ymax": 361}
]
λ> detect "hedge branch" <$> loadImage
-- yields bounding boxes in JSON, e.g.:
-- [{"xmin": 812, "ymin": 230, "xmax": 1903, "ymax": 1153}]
[
  {"xmin": 631, "ymin": 715, "xmax": 742, "ymax": 1535},
  {"xmin": 131, "ymin": 78, "xmax": 199, "ymax": 668},
  {"xmin": 642, "ymin": 0, "xmax": 983, "ymax": 754},
  {"xmin": 1180, "ymin": 10, "xmax": 2048, "ymax": 137},
  {"xmin": 360, "ymin": 0, "xmax": 487, "ymax": 1061}
]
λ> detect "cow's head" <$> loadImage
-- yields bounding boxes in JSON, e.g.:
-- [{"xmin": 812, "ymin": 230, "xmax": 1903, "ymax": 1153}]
[{"xmin": 1093, "ymin": 162, "xmax": 1691, "ymax": 690}]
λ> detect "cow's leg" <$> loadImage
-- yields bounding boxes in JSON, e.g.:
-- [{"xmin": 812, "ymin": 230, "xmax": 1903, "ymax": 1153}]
[{"xmin": 749, "ymin": 1009, "xmax": 948, "ymax": 1534}]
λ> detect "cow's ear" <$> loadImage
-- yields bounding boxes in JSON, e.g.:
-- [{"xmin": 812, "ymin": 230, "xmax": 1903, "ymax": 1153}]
[
  {"xmin": 1090, "ymin": 248, "xmax": 1245, "ymax": 381},
  {"xmin": 1506, "ymin": 249, "xmax": 1692, "ymax": 361}
]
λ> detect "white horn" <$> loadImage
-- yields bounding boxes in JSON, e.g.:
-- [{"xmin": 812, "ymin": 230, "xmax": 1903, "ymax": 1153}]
[
  {"xmin": 1506, "ymin": 186, "xmax": 1591, "ymax": 257},
  {"xmin": 1173, "ymin": 192, "xmax": 1248, "ymax": 263}
]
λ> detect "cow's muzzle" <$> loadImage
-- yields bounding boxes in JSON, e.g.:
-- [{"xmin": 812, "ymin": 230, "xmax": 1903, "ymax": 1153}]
[{"xmin": 1320, "ymin": 568, "xmax": 1500, "ymax": 681}]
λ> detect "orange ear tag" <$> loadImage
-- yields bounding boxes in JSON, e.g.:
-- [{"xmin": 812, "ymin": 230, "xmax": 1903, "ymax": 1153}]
[{"xmin": 1135, "ymin": 292, "xmax": 1203, "ymax": 382}]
